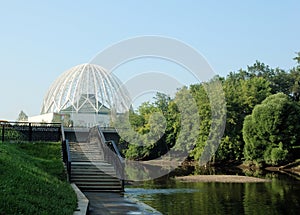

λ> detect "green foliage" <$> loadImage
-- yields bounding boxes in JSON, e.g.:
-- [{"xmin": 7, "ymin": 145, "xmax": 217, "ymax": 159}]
[
  {"xmin": 122, "ymin": 89, "xmax": 199, "ymax": 161},
  {"xmin": 215, "ymin": 73, "xmax": 272, "ymax": 162},
  {"xmin": 17, "ymin": 110, "xmax": 28, "ymax": 121},
  {"xmin": 243, "ymin": 93, "xmax": 300, "ymax": 165},
  {"xmin": 189, "ymin": 83, "xmax": 211, "ymax": 161},
  {"xmin": 268, "ymin": 144, "xmax": 288, "ymax": 165},
  {"xmin": 52, "ymin": 113, "xmax": 73, "ymax": 127},
  {"xmin": 0, "ymin": 142, "xmax": 77, "ymax": 214},
  {"xmin": 0, "ymin": 125, "xmax": 25, "ymax": 141},
  {"xmin": 293, "ymin": 52, "xmax": 300, "ymax": 64},
  {"xmin": 121, "ymin": 53, "xmax": 300, "ymax": 166},
  {"xmin": 121, "ymin": 93, "xmax": 173, "ymax": 160},
  {"xmin": 189, "ymin": 78, "xmax": 226, "ymax": 164}
]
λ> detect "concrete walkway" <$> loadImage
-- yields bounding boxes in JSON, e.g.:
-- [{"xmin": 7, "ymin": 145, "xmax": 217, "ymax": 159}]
[
  {"xmin": 84, "ymin": 192, "xmax": 161, "ymax": 215},
  {"xmin": 72, "ymin": 183, "xmax": 89, "ymax": 215}
]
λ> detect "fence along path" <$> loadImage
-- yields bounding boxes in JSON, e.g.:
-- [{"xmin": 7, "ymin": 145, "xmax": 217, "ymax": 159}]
[{"xmin": 0, "ymin": 121, "xmax": 61, "ymax": 142}]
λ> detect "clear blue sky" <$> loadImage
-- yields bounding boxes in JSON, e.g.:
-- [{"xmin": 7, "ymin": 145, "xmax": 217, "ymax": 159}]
[{"xmin": 0, "ymin": 1, "xmax": 299, "ymax": 120}]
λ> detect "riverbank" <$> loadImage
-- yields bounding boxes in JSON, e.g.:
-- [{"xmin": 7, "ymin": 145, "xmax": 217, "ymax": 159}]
[
  {"xmin": 179, "ymin": 159, "xmax": 300, "ymax": 178},
  {"xmin": 175, "ymin": 175, "xmax": 271, "ymax": 183}
]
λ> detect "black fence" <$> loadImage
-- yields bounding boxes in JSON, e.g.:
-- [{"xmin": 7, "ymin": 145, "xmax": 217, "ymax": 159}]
[
  {"xmin": 61, "ymin": 125, "xmax": 71, "ymax": 181},
  {"xmin": 0, "ymin": 121, "xmax": 61, "ymax": 142}
]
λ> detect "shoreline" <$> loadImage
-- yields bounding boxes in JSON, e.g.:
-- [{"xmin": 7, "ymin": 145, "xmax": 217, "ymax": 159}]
[
  {"xmin": 138, "ymin": 159, "xmax": 300, "ymax": 182},
  {"xmin": 175, "ymin": 175, "xmax": 271, "ymax": 183}
]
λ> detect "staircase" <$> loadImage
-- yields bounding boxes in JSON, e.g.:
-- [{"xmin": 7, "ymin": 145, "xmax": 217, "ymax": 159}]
[{"xmin": 70, "ymin": 142, "xmax": 123, "ymax": 192}]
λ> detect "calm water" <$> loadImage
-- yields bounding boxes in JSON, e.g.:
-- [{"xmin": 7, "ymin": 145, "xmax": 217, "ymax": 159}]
[{"xmin": 125, "ymin": 171, "xmax": 300, "ymax": 215}]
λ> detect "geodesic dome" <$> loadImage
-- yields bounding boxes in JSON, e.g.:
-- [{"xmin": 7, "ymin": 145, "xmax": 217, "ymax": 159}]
[{"xmin": 41, "ymin": 63, "xmax": 129, "ymax": 115}]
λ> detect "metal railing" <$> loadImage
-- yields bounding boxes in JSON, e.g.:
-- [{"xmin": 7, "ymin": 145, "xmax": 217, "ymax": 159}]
[
  {"xmin": 89, "ymin": 126, "xmax": 125, "ymax": 191},
  {"xmin": 0, "ymin": 121, "xmax": 61, "ymax": 142},
  {"xmin": 61, "ymin": 124, "xmax": 72, "ymax": 182}
]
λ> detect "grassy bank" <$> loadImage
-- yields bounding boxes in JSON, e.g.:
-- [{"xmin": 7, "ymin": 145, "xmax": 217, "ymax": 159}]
[{"xmin": 0, "ymin": 141, "xmax": 77, "ymax": 214}]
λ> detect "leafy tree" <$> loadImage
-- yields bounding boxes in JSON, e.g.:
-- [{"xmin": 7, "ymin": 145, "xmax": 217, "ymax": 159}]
[
  {"xmin": 122, "ymin": 93, "xmax": 173, "ymax": 160},
  {"xmin": 293, "ymin": 52, "xmax": 300, "ymax": 64},
  {"xmin": 121, "ymin": 53, "xmax": 300, "ymax": 165},
  {"xmin": 172, "ymin": 87, "xmax": 200, "ymax": 156},
  {"xmin": 123, "ymin": 89, "xmax": 200, "ymax": 161},
  {"xmin": 243, "ymin": 93, "xmax": 300, "ymax": 165},
  {"xmin": 189, "ymin": 78, "xmax": 226, "ymax": 164},
  {"xmin": 216, "ymin": 74, "xmax": 271, "ymax": 162},
  {"xmin": 289, "ymin": 53, "xmax": 300, "ymax": 101},
  {"xmin": 17, "ymin": 110, "xmax": 28, "ymax": 121},
  {"xmin": 189, "ymin": 83, "xmax": 211, "ymax": 161}
]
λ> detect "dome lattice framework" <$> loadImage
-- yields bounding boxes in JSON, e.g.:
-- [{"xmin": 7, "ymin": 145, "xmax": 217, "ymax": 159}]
[{"xmin": 41, "ymin": 63, "xmax": 129, "ymax": 115}]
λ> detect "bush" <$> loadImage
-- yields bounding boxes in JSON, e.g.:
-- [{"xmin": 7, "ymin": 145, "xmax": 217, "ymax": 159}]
[
  {"xmin": 243, "ymin": 93, "xmax": 300, "ymax": 165},
  {"xmin": 270, "ymin": 146, "xmax": 288, "ymax": 165}
]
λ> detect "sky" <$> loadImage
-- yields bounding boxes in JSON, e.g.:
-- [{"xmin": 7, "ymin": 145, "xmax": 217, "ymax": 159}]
[{"xmin": 0, "ymin": 1, "xmax": 299, "ymax": 120}]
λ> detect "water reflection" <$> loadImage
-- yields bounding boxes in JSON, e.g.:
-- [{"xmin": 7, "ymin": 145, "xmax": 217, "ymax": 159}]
[{"xmin": 125, "ymin": 172, "xmax": 300, "ymax": 215}]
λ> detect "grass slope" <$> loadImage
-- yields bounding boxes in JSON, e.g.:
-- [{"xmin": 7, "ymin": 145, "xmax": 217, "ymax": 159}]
[{"xmin": 0, "ymin": 142, "xmax": 77, "ymax": 215}]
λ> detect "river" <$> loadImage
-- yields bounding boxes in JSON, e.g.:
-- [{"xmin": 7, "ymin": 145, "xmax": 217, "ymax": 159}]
[{"xmin": 125, "ymin": 168, "xmax": 300, "ymax": 215}]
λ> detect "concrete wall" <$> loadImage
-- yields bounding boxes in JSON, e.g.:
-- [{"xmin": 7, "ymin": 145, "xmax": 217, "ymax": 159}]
[
  {"xmin": 28, "ymin": 113, "xmax": 56, "ymax": 123},
  {"xmin": 28, "ymin": 112, "xmax": 111, "ymax": 128},
  {"xmin": 71, "ymin": 113, "xmax": 110, "ymax": 127}
]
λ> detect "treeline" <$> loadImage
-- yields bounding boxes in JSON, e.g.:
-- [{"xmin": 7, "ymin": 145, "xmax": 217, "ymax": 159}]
[{"xmin": 120, "ymin": 53, "xmax": 300, "ymax": 167}]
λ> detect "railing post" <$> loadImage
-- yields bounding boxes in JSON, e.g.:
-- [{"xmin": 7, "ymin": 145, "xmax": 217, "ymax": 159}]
[
  {"xmin": 68, "ymin": 160, "xmax": 71, "ymax": 182},
  {"xmin": 65, "ymin": 140, "xmax": 72, "ymax": 182},
  {"xmin": 28, "ymin": 123, "xmax": 32, "ymax": 142},
  {"xmin": 62, "ymin": 140, "xmax": 66, "ymax": 163},
  {"xmin": 121, "ymin": 177, "xmax": 125, "ymax": 192},
  {"xmin": 2, "ymin": 124, "xmax": 4, "ymax": 142}
]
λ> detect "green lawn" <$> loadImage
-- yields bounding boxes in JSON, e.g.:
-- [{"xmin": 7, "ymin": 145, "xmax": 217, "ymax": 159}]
[{"xmin": 0, "ymin": 141, "xmax": 77, "ymax": 215}]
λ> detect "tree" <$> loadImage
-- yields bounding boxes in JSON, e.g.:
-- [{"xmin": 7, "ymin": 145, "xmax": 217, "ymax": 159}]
[
  {"xmin": 293, "ymin": 52, "xmax": 300, "ymax": 64},
  {"xmin": 17, "ymin": 110, "xmax": 28, "ymax": 121},
  {"xmin": 189, "ymin": 83, "xmax": 211, "ymax": 161},
  {"xmin": 122, "ymin": 93, "xmax": 173, "ymax": 160},
  {"xmin": 243, "ymin": 93, "xmax": 300, "ymax": 165},
  {"xmin": 289, "ymin": 53, "xmax": 300, "ymax": 101},
  {"xmin": 188, "ymin": 77, "xmax": 226, "ymax": 164},
  {"xmin": 215, "ymin": 74, "xmax": 271, "ymax": 162}
]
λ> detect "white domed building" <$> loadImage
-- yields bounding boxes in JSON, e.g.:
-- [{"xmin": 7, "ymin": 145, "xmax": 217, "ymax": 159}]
[{"xmin": 29, "ymin": 64, "xmax": 129, "ymax": 127}]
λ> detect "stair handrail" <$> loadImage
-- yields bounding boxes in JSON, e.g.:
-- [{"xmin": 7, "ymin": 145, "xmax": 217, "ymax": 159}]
[
  {"xmin": 105, "ymin": 140, "xmax": 123, "ymax": 162},
  {"xmin": 61, "ymin": 124, "xmax": 72, "ymax": 182},
  {"xmin": 88, "ymin": 126, "xmax": 124, "ymax": 191},
  {"xmin": 97, "ymin": 125, "xmax": 125, "ymax": 168}
]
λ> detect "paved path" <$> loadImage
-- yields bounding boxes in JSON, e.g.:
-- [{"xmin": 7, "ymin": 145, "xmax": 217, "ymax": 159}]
[{"xmin": 84, "ymin": 192, "xmax": 161, "ymax": 215}]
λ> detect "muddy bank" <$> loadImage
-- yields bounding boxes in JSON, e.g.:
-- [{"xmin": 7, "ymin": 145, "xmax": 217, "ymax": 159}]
[{"xmin": 175, "ymin": 175, "xmax": 271, "ymax": 183}]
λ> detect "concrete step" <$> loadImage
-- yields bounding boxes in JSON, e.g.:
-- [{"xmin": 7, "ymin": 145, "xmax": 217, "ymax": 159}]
[
  {"xmin": 72, "ymin": 170, "xmax": 117, "ymax": 174},
  {"xmin": 71, "ymin": 173, "xmax": 118, "ymax": 178},
  {"xmin": 71, "ymin": 162, "xmax": 115, "ymax": 168},
  {"xmin": 72, "ymin": 180, "xmax": 122, "ymax": 192},
  {"xmin": 72, "ymin": 165, "xmax": 116, "ymax": 169},
  {"xmin": 76, "ymin": 185, "xmax": 122, "ymax": 192},
  {"xmin": 71, "ymin": 173, "xmax": 119, "ymax": 178},
  {"xmin": 72, "ymin": 171, "xmax": 117, "ymax": 175},
  {"xmin": 72, "ymin": 171, "xmax": 117, "ymax": 176},
  {"xmin": 75, "ymin": 181, "xmax": 121, "ymax": 186},
  {"xmin": 71, "ymin": 158, "xmax": 104, "ymax": 162},
  {"xmin": 72, "ymin": 178, "xmax": 120, "ymax": 182},
  {"xmin": 72, "ymin": 165, "xmax": 115, "ymax": 170},
  {"xmin": 71, "ymin": 156, "xmax": 103, "ymax": 159},
  {"xmin": 69, "ymin": 142, "xmax": 123, "ymax": 192}
]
